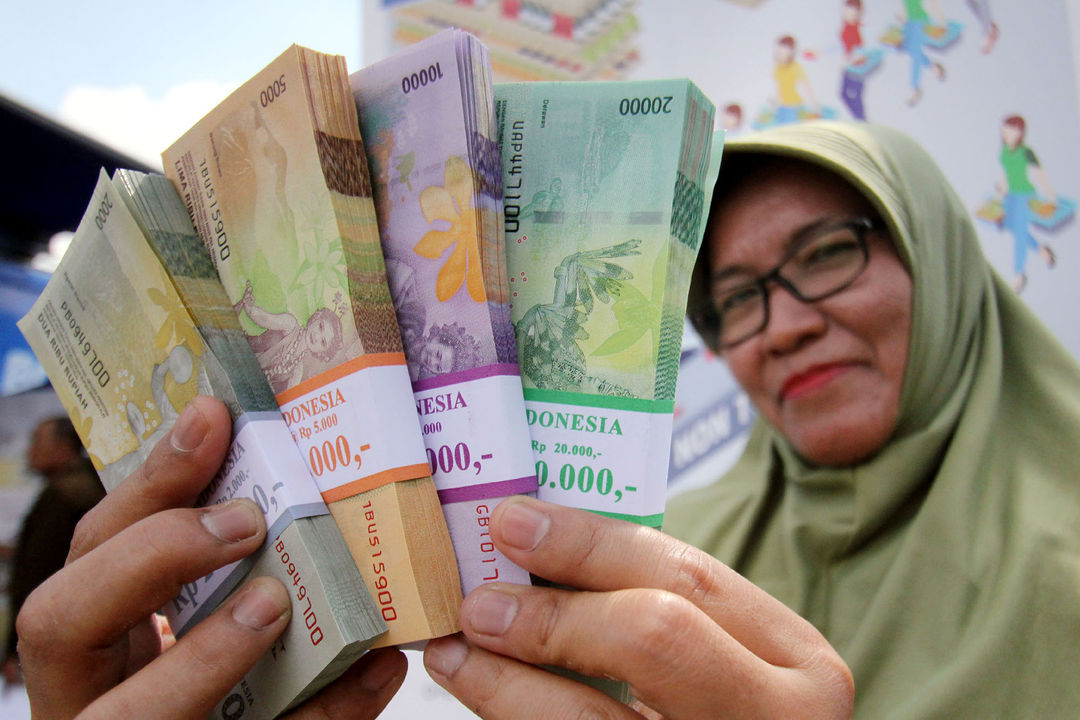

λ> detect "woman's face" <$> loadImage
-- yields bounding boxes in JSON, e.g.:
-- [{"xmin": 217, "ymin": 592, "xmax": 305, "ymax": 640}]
[
  {"xmin": 707, "ymin": 160, "xmax": 912, "ymax": 467},
  {"xmin": 1001, "ymin": 122, "xmax": 1022, "ymax": 149},
  {"xmin": 306, "ymin": 313, "xmax": 337, "ymax": 356}
]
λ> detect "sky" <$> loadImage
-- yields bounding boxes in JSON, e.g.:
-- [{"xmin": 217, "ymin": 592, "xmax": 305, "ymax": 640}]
[{"xmin": 0, "ymin": 1, "xmax": 363, "ymax": 169}]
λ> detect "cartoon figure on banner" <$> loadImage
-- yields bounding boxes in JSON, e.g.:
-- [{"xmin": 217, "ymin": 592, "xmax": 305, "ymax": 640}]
[
  {"xmin": 722, "ymin": 103, "xmax": 744, "ymax": 134},
  {"xmin": 838, "ymin": 0, "xmax": 885, "ymax": 120},
  {"xmin": 753, "ymin": 35, "xmax": 836, "ymax": 130},
  {"xmin": 233, "ymin": 280, "xmax": 346, "ymax": 393},
  {"xmin": 966, "ymin": 0, "xmax": 999, "ymax": 54},
  {"xmin": 975, "ymin": 115, "xmax": 1075, "ymax": 294},
  {"xmin": 881, "ymin": 0, "xmax": 959, "ymax": 106}
]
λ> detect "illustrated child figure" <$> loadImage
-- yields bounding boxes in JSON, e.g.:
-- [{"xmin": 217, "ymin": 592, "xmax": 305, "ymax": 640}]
[
  {"xmin": 840, "ymin": 0, "xmax": 867, "ymax": 120},
  {"xmin": 772, "ymin": 35, "xmax": 818, "ymax": 124},
  {"xmin": 901, "ymin": 0, "xmax": 946, "ymax": 106},
  {"xmin": 997, "ymin": 115, "xmax": 1056, "ymax": 293},
  {"xmin": 722, "ymin": 103, "xmax": 744, "ymax": 133},
  {"xmin": 233, "ymin": 280, "xmax": 344, "ymax": 393},
  {"xmin": 416, "ymin": 322, "xmax": 482, "ymax": 379}
]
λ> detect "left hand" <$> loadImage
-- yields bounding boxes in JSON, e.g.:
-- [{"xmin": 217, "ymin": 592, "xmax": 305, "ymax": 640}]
[{"xmin": 423, "ymin": 496, "xmax": 853, "ymax": 719}]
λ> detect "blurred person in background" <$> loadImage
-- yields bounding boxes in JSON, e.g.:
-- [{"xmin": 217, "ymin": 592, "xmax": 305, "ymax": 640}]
[{"xmin": 2, "ymin": 417, "xmax": 103, "ymax": 685}]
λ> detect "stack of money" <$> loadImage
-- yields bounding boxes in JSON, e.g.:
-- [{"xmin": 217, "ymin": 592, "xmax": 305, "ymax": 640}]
[
  {"xmin": 389, "ymin": 0, "xmax": 641, "ymax": 81},
  {"xmin": 351, "ymin": 28, "xmax": 536, "ymax": 595},
  {"xmin": 495, "ymin": 80, "xmax": 720, "ymax": 530},
  {"xmin": 18, "ymin": 169, "xmax": 386, "ymax": 720},
  {"xmin": 163, "ymin": 44, "xmax": 462, "ymax": 647}
]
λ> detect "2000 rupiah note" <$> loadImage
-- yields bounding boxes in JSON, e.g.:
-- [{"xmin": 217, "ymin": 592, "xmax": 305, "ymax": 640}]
[
  {"xmin": 18, "ymin": 169, "xmax": 386, "ymax": 720},
  {"xmin": 163, "ymin": 45, "xmax": 462, "ymax": 646},
  {"xmin": 496, "ymin": 80, "xmax": 719, "ymax": 528},
  {"xmin": 352, "ymin": 28, "xmax": 536, "ymax": 595}
]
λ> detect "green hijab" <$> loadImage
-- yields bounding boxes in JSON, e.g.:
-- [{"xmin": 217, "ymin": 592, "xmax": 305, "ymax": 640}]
[{"xmin": 667, "ymin": 122, "xmax": 1080, "ymax": 717}]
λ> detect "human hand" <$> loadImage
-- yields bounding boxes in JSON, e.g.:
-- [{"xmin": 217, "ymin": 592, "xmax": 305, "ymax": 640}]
[
  {"xmin": 16, "ymin": 396, "xmax": 405, "ymax": 720},
  {"xmin": 423, "ymin": 497, "xmax": 853, "ymax": 719}
]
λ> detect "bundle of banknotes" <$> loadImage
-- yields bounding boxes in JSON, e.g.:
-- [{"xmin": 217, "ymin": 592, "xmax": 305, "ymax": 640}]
[
  {"xmin": 18, "ymin": 30, "xmax": 722, "ymax": 718},
  {"xmin": 162, "ymin": 44, "xmax": 464, "ymax": 649},
  {"xmin": 351, "ymin": 28, "xmax": 537, "ymax": 595},
  {"xmin": 495, "ymin": 79, "xmax": 720, "ymax": 530},
  {"xmin": 18, "ymin": 169, "xmax": 386, "ymax": 720}
]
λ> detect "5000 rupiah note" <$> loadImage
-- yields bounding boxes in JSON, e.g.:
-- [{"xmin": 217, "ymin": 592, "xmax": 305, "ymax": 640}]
[
  {"xmin": 163, "ymin": 45, "xmax": 461, "ymax": 646},
  {"xmin": 19, "ymin": 169, "xmax": 385, "ymax": 720},
  {"xmin": 352, "ymin": 28, "xmax": 536, "ymax": 595}
]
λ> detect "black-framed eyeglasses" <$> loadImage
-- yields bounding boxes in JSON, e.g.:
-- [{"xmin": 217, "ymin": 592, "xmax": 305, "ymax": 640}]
[{"xmin": 694, "ymin": 217, "xmax": 876, "ymax": 349}]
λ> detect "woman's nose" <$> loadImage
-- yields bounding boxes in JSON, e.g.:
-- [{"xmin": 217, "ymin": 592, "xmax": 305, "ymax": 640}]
[{"xmin": 760, "ymin": 283, "xmax": 828, "ymax": 354}]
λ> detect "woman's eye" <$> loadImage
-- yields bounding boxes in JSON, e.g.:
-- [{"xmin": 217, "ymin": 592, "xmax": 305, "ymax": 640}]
[
  {"xmin": 801, "ymin": 236, "xmax": 860, "ymax": 266},
  {"xmin": 717, "ymin": 285, "xmax": 759, "ymax": 313}
]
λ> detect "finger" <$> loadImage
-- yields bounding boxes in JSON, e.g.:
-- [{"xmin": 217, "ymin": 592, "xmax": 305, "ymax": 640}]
[
  {"xmin": 68, "ymin": 396, "xmax": 232, "ymax": 564},
  {"xmin": 18, "ymin": 499, "xmax": 264, "ymax": 717},
  {"xmin": 424, "ymin": 634, "xmax": 640, "ymax": 720},
  {"xmin": 459, "ymin": 583, "xmax": 852, "ymax": 720},
  {"xmin": 78, "ymin": 577, "xmax": 291, "ymax": 720},
  {"xmin": 286, "ymin": 647, "xmax": 407, "ymax": 720},
  {"xmin": 488, "ymin": 497, "xmax": 825, "ymax": 669}
]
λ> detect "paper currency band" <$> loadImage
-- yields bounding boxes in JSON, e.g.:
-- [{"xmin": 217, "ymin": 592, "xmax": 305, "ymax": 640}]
[
  {"xmin": 275, "ymin": 351, "xmax": 409, "ymax": 404},
  {"xmin": 436, "ymin": 475, "xmax": 539, "ymax": 505},
  {"xmin": 319, "ymin": 462, "xmax": 432, "ymax": 503},
  {"xmin": 411, "ymin": 361, "xmax": 524, "ymax": 391}
]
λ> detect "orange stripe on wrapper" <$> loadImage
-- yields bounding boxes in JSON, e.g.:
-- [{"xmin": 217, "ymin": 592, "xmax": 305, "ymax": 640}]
[
  {"xmin": 320, "ymin": 463, "xmax": 432, "ymax": 503},
  {"xmin": 274, "ymin": 352, "xmax": 408, "ymax": 405}
]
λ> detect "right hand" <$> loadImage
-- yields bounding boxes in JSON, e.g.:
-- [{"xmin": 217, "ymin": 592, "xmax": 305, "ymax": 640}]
[{"xmin": 16, "ymin": 396, "xmax": 405, "ymax": 720}]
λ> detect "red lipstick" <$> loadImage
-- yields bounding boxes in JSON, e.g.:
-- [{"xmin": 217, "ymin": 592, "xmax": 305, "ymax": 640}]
[{"xmin": 781, "ymin": 363, "xmax": 851, "ymax": 400}]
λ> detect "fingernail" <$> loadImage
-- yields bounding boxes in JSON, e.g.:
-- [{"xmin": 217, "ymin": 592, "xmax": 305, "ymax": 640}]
[
  {"xmin": 202, "ymin": 500, "xmax": 261, "ymax": 543},
  {"xmin": 467, "ymin": 587, "xmax": 518, "ymax": 636},
  {"xmin": 359, "ymin": 651, "xmax": 406, "ymax": 692},
  {"xmin": 232, "ymin": 580, "xmax": 289, "ymax": 630},
  {"xmin": 171, "ymin": 403, "xmax": 208, "ymax": 452},
  {"xmin": 499, "ymin": 501, "xmax": 550, "ymax": 551},
  {"xmin": 425, "ymin": 635, "xmax": 468, "ymax": 679}
]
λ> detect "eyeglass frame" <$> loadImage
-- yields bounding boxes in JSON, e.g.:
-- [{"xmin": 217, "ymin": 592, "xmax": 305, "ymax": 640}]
[{"xmin": 694, "ymin": 216, "xmax": 879, "ymax": 350}]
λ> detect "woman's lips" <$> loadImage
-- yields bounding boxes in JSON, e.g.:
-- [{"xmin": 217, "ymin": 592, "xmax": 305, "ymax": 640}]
[{"xmin": 780, "ymin": 363, "xmax": 852, "ymax": 400}]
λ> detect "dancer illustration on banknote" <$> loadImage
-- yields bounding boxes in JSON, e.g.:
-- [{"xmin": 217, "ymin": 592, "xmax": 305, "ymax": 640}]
[{"xmin": 232, "ymin": 280, "xmax": 345, "ymax": 394}]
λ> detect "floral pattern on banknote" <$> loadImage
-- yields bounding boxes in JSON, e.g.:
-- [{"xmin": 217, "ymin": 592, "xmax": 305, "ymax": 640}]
[
  {"xmin": 515, "ymin": 239, "xmax": 641, "ymax": 393},
  {"xmin": 592, "ymin": 247, "xmax": 665, "ymax": 363},
  {"xmin": 416, "ymin": 156, "xmax": 486, "ymax": 303}
]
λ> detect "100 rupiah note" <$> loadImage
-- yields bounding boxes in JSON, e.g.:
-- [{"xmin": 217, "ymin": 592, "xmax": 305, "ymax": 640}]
[
  {"xmin": 163, "ymin": 45, "xmax": 461, "ymax": 646},
  {"xmin": 19, "ymin": 169, "xmax": 386, "ymax": 720}
]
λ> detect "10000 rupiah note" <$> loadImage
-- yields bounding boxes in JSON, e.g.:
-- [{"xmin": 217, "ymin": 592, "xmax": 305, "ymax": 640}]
[
  {"xmin": 164, "ymin": 44, "xmax": 461, "ymax": 646},
  {"xmin": 352, "ymin": 28, "xmax": 536, "ymax": 595},
  {"xmin": 496, "ymin": 80, "xmax": 719, "ymax": 528},
  {"xmin": 18, "ymin": 170, "xmax": 386, "ymax": 720}
]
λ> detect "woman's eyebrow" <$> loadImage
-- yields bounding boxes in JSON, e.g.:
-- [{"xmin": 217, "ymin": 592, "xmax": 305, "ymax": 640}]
[{"xmin": 709, "ymin": 216, "xmax": 843, "ymax": 283}]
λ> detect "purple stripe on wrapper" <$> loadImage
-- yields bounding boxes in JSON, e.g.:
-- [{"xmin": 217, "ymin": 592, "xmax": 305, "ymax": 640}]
[
  {"xmin": 437, "ymin": 475, "xmax": 538, "ymax": 504},
  {"xmin": 412, "ymin": 363, "xmax": 523, "ymax": 392}
]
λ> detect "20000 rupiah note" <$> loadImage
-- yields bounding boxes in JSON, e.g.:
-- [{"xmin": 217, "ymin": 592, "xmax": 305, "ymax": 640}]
[
  {"xmin": 18, "ymin": 169, "xmax": 386, "ymax": 720},
  {"xmin": 496, "ymin": 80, "xmax": 719, "ymax": 529},
  {"xmin": 163, "ymin": 44, "xmax": 462, "ymax": 646}
]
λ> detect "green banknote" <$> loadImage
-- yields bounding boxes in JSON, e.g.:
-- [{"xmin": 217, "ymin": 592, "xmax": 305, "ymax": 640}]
[{"xmin": 496, "ymin": 80, "xmax": 719, "ymax": 527}]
